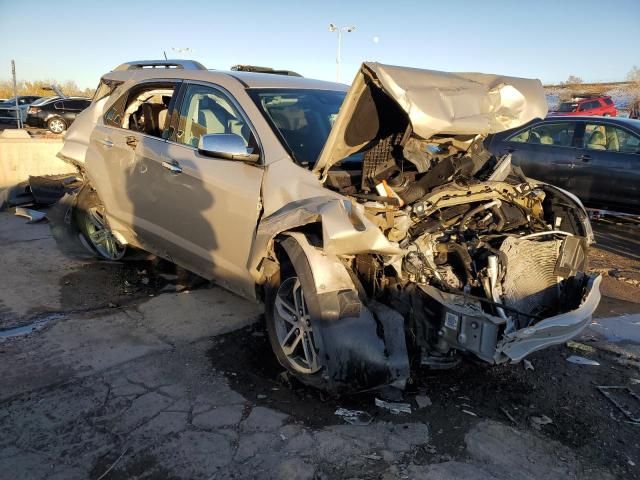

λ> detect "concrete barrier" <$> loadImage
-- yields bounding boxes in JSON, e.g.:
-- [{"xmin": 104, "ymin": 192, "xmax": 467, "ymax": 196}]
[{"xmin": 0, "ymin": 138, "xmax": 77, "ymax": 192}]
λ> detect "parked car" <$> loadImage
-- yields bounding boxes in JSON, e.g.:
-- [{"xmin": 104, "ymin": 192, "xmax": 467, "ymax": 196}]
[
  {"xmin": 54, "ymin": 60, "xmax": 600, "ymax": 393},
  {"xmin": 549, "ymin": 95, "xmax": 617, "ymax": 117},
  {"xmin": 485, "ymin": 116, "xmax": 640, "ymax": 214},
  {"xmin": 0, "ymin": 95, "xmax": 42, "ymax": 123},
  {"xmin": 26, "ymin": 96, "xmax": 91, "ymax": 133}
]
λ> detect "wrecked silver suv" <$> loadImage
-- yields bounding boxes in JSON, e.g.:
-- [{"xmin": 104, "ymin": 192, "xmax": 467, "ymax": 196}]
[{"xmin": 56, "ymin": 60, "xmax": 601, "ymax": 393}]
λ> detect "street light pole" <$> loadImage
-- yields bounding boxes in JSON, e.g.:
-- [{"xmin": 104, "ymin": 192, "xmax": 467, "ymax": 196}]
[
  {"xmin": 11, "ymin": 60, "xmax": 21, "ymax": 129},
  {"xmin": 328, "ymin": 24, "xmax": 355, "ymax": 82}
]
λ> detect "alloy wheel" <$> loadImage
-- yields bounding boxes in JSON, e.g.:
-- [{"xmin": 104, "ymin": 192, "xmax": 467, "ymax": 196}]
[
  {"xmin": 82, "ymin": 206, "xmax": 126, "ymax": 260},
  {"xmin": 273, "ymin": 277, "xmax": 320, "ymax": 374}
]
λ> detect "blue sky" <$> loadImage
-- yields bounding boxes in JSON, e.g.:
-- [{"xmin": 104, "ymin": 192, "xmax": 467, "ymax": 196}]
[{"xmin": 0, "ymin": 0, "xmax": 638, "ymax": 89}]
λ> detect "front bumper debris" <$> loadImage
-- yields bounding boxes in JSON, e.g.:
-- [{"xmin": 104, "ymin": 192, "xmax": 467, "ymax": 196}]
[
  {"xmin": 496, "ymin": 275, "xmax": 601, "ymax": 362},
  {"xmin": 414, "ymin": 274, "xmax": 601, "ymax": 365}
]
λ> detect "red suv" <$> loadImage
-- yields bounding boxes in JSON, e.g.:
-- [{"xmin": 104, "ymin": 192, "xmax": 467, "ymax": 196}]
[{"xmin": 549, "ymin": 95, "xmax": 617, "ymax": 117}]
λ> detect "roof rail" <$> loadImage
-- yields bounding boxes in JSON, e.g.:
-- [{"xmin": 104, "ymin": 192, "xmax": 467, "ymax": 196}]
[
  {"xmin": 231, "ymin": 65, "xmax": 302, "ymax": 77},
  {"xmin": 113, "ymin": 60, "xmax": 207, "ymax": 71}
]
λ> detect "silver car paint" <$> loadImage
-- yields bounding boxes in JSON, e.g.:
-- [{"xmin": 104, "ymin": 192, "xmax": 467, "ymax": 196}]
[{"xmin": 59, "ymin": 61, "xmax": 599, "ymax": 366}]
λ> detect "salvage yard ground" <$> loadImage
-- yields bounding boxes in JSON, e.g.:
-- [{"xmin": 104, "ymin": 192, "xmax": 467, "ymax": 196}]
[{"xmin": 0, "ymin": 210, "xmax": 639, "ymax": 479}]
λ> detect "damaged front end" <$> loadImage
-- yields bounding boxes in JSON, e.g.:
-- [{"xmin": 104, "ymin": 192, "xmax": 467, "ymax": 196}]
[{"xmin": 259, "ymin": 62, "xmax": 600, "ymax": 393}]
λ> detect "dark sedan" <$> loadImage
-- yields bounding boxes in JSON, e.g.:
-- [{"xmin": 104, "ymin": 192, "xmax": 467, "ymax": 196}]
[
  {"xmin": 26, "ymin": 97, "xmax": 91, "ymax": 134},
  {"xmin": 485, "ymin": 116, "xmax": 640, "ymax": 214}
]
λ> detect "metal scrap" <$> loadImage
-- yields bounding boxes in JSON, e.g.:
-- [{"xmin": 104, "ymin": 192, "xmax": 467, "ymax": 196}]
[
  {"xmin": 15, "ymin": 207, "xmax": 47, "ymax": 223},
  {"xmin": 334, "ymin": 407, "xmax": 373, "ymax": 426},
  {"xmin": 597, "ymin": 386, "xmax": 640, "ymax": 423},
  {"xmin": 374, "ymin": 398, "xmax": 412, "ymax": 415},
  {"xmin": 415, "ymin": 394, "xmax": 432, "ymax": 409},
  {"xmin": 530, "ymin": 415, "xmax": 553, "ymax": 430},
  {"xmin": 566, "ymin": 355, "xmax": 600, "ymax": 366}
]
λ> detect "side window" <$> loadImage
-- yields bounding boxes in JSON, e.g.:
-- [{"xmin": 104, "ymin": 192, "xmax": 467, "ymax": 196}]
[
  {"xmin": 617, "ymin": 129, "xmax": 640, "ymax": 153},
  {"xmin": 54, "ymin": 101, "xmax": 64, "ymax": 110},
  {"xmin": 104, "ymin": 92, "xmax": 128, "ymax": 127},
  {"xmin": 174, "ymin": 84, "xmax": 254, "ymax": 149},
  {"xmin": 66, "ymin": 100, "xmax": 89, "ymax": 110},
  {"xmin": 604, "ymin": 98, "xmax": 614, "ymax": 106},
  {"xmin": 104, "ymin": 83, "xmax": 178, "ymax": 138},
  {"xmin": 507, "ymin": 129, "xmax": 529, "ymax": 143},
  {"xmin": 526, "ymin": 122, "xmax": 575, "ymax": 146},
  {"xmin": 584, "ymin": 123, "xmax": 640, "ymax": 153}
]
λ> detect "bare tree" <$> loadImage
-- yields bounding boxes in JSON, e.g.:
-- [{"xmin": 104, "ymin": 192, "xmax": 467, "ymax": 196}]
[
  {"xmin": 562, "ymin": 75, "xmax": 583, "ymax": 85},
  {"xmin": 627, "ymin": 65, "xmax": 640, "ymax": 83}
]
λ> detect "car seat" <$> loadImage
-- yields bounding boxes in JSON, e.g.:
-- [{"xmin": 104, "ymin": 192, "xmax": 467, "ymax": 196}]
[
  {"xmin": 539, "ymin": 131, "xmax": 554, "ymax": 145},
  {"xmin": 586, "ymin": 130, "xmax": 607, "ymax": 150}
]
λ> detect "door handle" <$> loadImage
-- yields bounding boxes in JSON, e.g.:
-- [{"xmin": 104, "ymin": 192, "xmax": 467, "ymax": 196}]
[
  {"xmin": 161, "ymin": 160, "xmax": 182, "ymax": 174},
  {"xmin": 506, "ymin": 147, "xmax": 517, "ymax": 153},
  {"xmin": 99, "ymin": 138, "xmax": 113, "ymax": 148},
  {"xmin": 125, "ymin": 135, "xmax": 138, "ymax": 148},
  {"xmin": 577, "ymin": 154, "xmax": 592, "ymax": 162}
]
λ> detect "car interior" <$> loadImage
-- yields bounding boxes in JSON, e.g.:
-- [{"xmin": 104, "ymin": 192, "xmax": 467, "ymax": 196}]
[
  {"xmin": 178, "ymin": 91, "xmax": 251, "ymax": 148},
  {"xmin": 510, "ymin": 123, "xmax": 575, "ymax": 147},
  {"xmin": 124, "ymin": 88, "xmax": 174, "ymax": 138},
  {"xmin": 584, "ymin": 124, "xmax": 640, "ymax": 152}
]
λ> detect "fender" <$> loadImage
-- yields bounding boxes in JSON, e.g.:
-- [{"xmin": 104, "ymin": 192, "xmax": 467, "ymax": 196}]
[{"xmin": 278, "ymin": 232, "xmax": 410, "ymax": 393}]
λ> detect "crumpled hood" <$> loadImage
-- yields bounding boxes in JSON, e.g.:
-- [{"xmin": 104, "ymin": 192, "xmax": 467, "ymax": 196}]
[{"xmin": 313, "ymin": 62, "xmax": 548, "ymax": 177}]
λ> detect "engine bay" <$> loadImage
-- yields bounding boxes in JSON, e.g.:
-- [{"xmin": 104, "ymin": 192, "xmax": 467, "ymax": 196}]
[{"xmin": 324, "ymin": 130, "xmax": 591, "ymax": 365}]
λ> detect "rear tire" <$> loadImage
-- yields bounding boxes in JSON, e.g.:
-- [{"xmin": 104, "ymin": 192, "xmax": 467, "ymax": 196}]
[
  {"xmin": 74, "ymin": 186, "xmax": 126, "ymax": 260},
  {"xmin": 47, "ymin": 117, "xmax": 67, "ymax": 134}
]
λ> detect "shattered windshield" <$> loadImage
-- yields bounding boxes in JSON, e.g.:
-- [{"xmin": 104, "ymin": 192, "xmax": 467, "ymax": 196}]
[
  {"xmin": 558, "ymin": 102, "xmax": 578, "ymax": 112},
  {"xmin": 249, "ymin": 89, "xmax": 346, "ymax": 166}
]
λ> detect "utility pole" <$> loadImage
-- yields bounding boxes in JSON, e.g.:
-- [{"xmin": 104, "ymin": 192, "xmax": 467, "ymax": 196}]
[
  {"xmin": 328, "ymin": 24, "xmax": 355, "ymax": 82},
  {"xmin": 11, "ymin": 60, "xmax": 21, "ymax": 129}
]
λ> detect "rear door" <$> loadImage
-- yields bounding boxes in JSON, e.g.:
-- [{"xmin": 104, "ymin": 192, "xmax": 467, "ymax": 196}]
[
  {"xmin": 497, "ymin": 120, "xmax": 578, "ymax": 189},
  {"xmin": 571, "ymin": 121, "xmax": 640, "ymax": 212},
  {"xmin": 87, "ymin": 80, "xmax": 181, "ymax": 246}
]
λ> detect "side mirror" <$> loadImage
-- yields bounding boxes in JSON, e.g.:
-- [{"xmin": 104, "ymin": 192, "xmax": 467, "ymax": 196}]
[{"xmin": 197, "ymin": 133, "xmax": 259, "ymax": 163}]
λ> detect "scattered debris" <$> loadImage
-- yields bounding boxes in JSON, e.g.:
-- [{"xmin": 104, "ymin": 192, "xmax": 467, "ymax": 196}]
[
  {"xmin": 530, "ymin": 415, "xmax": 553, "ymax": 430},
  {"xmin": 257, "ymin": 394, "xmax": 267, "ymax": 400},
  {"xmin": 566, "ymin": 355, "xmax": 600, "ymax": 366},
  {"xmin": 523, "ymin": 359, "xmax": 534, "ymax": 371},
  {"xmin": 631, "ymin": 379, "xmax": 640, "ymax": 385},
  {"xmin": 415, "ymin": 394, "xmax": 432, "ymax": 409},
  {"xmin": 597, "ymin": 386, "xmax": 640, "ymax": 423},
  {"xmin": 14, "ymin": 207, "xmax": 46, "ymax": 223},
  {"xmin": 96, "ymin": 446, "xmax": 129, "ymax": 480},
  {"xmin": 461, "ymin": 409, "xmax": 478, "ymax": 417},
  {"xmin": 279, "ymin": 433, "xmax": 287, "ymax": 441},
  {"xmin": 362, "ymin": 453, "xmax": 383, "ymax": 461},
  {"xmin": 500, "ymin": 406, "xmax": 518, "ymax": 425},
  {"xmin": 374, "ymin": 398, "xmax": 412, "ymax": 415},
  {"xmin": 28, "ymin": 174, "xmax": 82, "ymax": 205},
  {"xmin": 566, "ymin": 340, "xmax": 596, "ymax": 353},
  {"xmin": 334, "ymin": 407, "xmax": 374, "ymax": 425}
]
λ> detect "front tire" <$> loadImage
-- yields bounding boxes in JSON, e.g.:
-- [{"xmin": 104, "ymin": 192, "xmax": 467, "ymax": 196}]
[
  {"xmin": 265, "ymin": 259, "xmax": 323, "ymax": 381},
  {"xmin": 47, "ymin": 117, "xmax": 67, "ymax": 134}
]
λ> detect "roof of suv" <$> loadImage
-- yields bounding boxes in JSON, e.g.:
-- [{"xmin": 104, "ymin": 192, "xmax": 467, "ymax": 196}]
[{"xmin": 103, "ymin": 60, "xmax": 348, "ymax": 91}]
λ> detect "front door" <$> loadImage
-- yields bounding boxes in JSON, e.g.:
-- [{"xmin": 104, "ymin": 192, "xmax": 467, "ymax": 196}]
[{"xmin": 155, "ymin": 82, "xmax": 264, "ymax": 297}]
